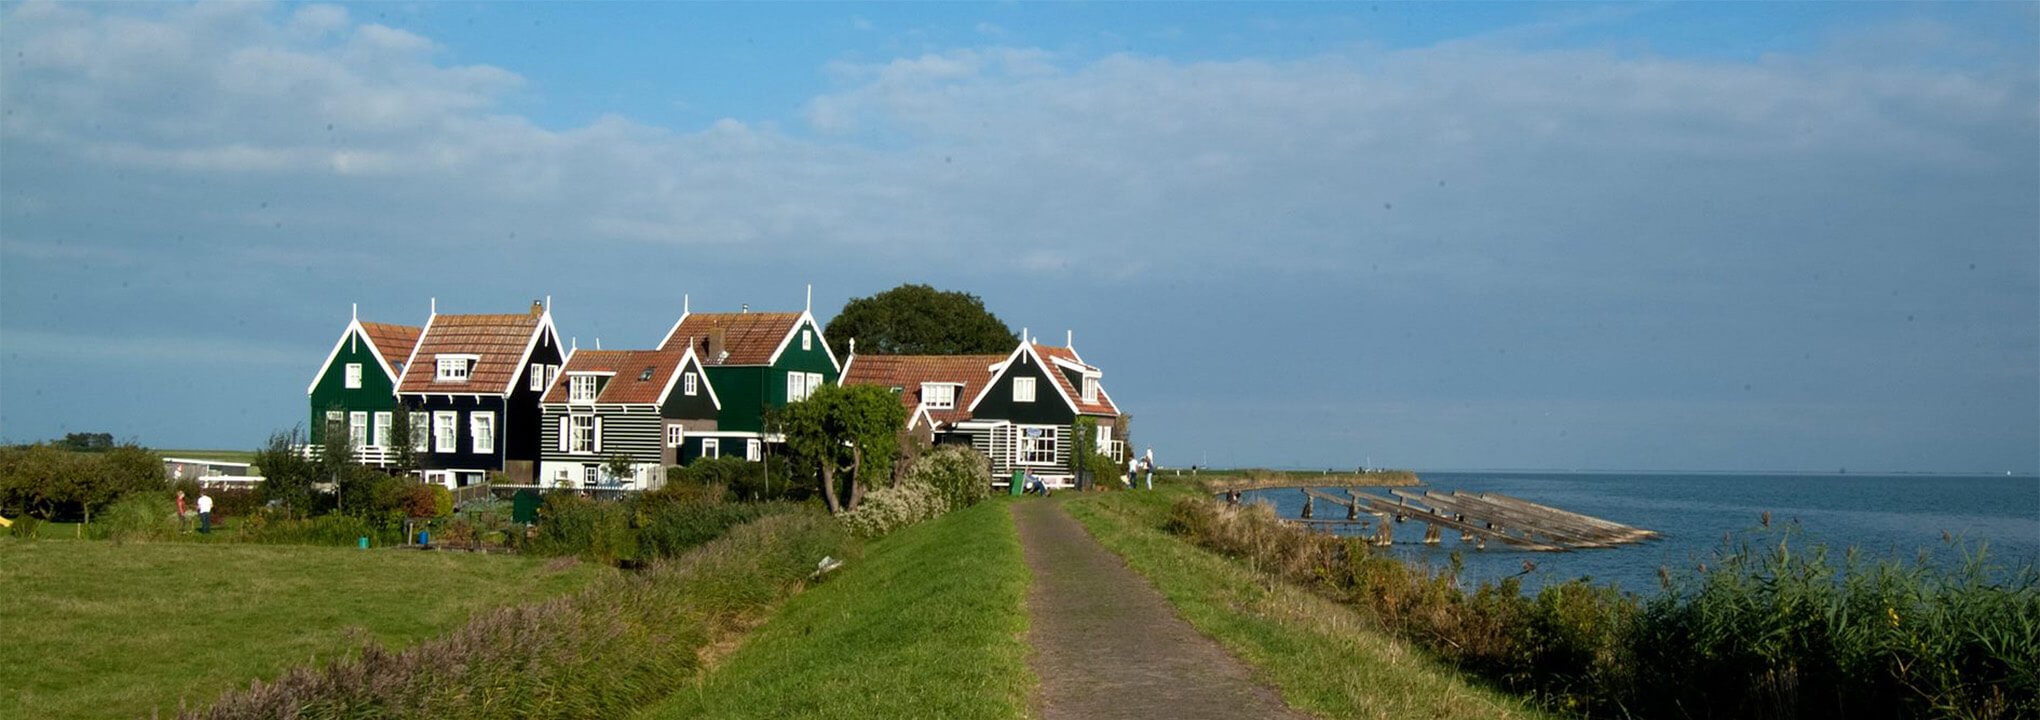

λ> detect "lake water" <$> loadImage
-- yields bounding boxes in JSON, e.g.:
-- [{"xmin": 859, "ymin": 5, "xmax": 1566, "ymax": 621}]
[{"xmin": 1241, "ymin": 472, "xmax": 2040, "ymax": 595}]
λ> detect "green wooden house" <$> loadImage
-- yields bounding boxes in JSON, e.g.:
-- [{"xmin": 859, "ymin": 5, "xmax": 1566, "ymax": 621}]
[
  {"xmin": 305, "ymin": 306, "xmax": 422, "ymax": 467},
  {"xmin": 654, "ymin": 295, "xmax": 841, "ymax": 459}
]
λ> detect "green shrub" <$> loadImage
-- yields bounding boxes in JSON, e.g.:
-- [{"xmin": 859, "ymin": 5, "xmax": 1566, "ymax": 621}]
[
  {"xmin": 9, "ymin": 514, "xmax": 41, "ymax": 539},
  {"xmin": 1087, "ymin": 453, "xmax": 1124, "ymax": 490},
  {"xmin": 235, "ymin": 512, "xmax": 396, "ymax": 547},
  {"xmin": 101, "ymin": 492, "xmax": 178, "ymax": 543},
  {"xmin": 904, "ymin": 445, "xmax": 991, "ymax": 510},
  {"xmin": 528, "ymin": 493, "xmax": 636, "ymax": 565},
  {"xmin": 636, "ymin": 501, "xmax": 797, "ymax": 561},
  {"xmin": 837, "ymin": 481, "xmax": 948, "ymax": 538}
]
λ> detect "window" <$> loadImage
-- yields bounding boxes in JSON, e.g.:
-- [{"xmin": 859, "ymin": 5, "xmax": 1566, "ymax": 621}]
[
  {"xmin": 922, "ymin": 383, "xmax": 956, "ymax": 409},
  {"xmin": 639, "ymin": 366, "xmax": 655, "ymax": 382},
  {"xmin": 373, "ymin": 412, "xmax": 392, "ymax": 447},
  {"xmin": 787, "ymin": 372, "xmax": 810, "ymax": 402},
  {"xmin": 569, "ymin": 375, "xmax": 598, "ymax": 403},
  {"xmin": 545, "ymin": 364, "xmax": 560, "ymax": 390},
  {"xmin": 554, "ymin": 468, "xmax": 570, "ymax": 486},
  {"xmin": 683, "ymin": 371, "xmax": 697, "ymax": 396},
  {"xmin": 701, "ymin": 438, "xmax": 720, "ymax": 459},
  {"xmin": 348, "ymin": 411, "xmax": 368, "ymax": 449},
  {"xmin": 801, "ymin": 329, "xmax": 812, "ymax": 351},
  {"xmin": 344, "ymin": 363, "xmax": 363, "ymax": 389},
  {"xmin": 667, "ymin": 424, "xmax": 684, "ymax": 448},
  {"xmin": 433, "ymin": 411, "xmax": 458, "ymax": 453},
  {"xmin": 1019, "ymin": 426, "xmax": 1058, "ymax": 465},
  {"xmin": 530, "ymin": 364, "xmax": 544, "ymax": 391},
  {"xmin": 325, "ymin": 410, "xmax": 344, "ymax": 436},
  {"xmin": 746, "ymin": 439, "xmax": 761, "ymax": 461},
  {"xmin": 569, "ymin": 415, "xmax": 597, "ymax": 454},
  {"xmin": 1081, "ymin": 376, "xmax": 1099, "ymax": 403},
  {"xmin": 583, "ymin": 465, "xmax": 599, "ymax": 486},
  {"xmin": 435, "ymin": 355, "xmax": 476, "ymax": 382},
  {"xmin": 471, "ymin": 412, "xmax": 495, "ymax": 454},
  {"xmin": 1096, "ymin": 423, "xmax": 1111, "ymax": 449},
  {"xmin": 1013, "ymin": 377, "xmax": 1037, "ymax": 403},
  {"xmin": 808, "ymin": 373, "xmax": 824, "ymax": 395},
  {"xmin": 410, "ymin": 412, "xmax": 429, "ymax": 451}
]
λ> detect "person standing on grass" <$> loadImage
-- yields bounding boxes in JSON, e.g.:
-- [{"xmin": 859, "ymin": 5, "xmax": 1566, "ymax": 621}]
[
  {"xmin": 175, "ymin": 490, "xmax": 189, "ymax": 533},
  {"xmin": 1125, "ymin": 455, "xmax": 1139, "ymax": 489},
  {"xmin": 1143, "ymin": 447, "xmax": 1156, "ymax": 490},
  {"xmin": 196, "ymin": 491, "xmax": 213, "ymax": 534}
]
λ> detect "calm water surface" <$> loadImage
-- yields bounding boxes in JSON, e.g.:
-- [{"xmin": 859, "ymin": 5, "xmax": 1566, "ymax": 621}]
[{"xmin": 1242, "ymin": 472, "xmax": 2040, "ymax": 594}]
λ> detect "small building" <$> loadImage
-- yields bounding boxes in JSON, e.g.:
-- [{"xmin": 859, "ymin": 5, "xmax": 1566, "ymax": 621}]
[
  {"xmin": 304, "ymin": 305, "xmax": 421, "ymax": 467},
  {"xmin": 653, "ymin": 294, "xmax": 842, "ymax": 459},
  {"xmin": 537, "ymin": 346, "xmax": 720, "ymax": 489},
  {"xmin": 162, "ymin": 457, "xmax": 264, "ymax": 489},
  {"xmin": 396, "ymin": 300, "xmax": 565, "ymax": 488}
]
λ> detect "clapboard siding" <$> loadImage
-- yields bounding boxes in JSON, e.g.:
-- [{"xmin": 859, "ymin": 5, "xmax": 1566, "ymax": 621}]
[{"xmin": 540, "ymin": 404, "xmax": 663, "ymax": 464}]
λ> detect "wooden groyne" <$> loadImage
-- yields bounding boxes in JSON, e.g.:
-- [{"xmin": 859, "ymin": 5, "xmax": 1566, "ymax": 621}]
[
  {"xmin": 1286, "ymin": 488, "xmax": 1657, "ymax": 552},
  {"xmin": 1203, "ymin": 469, "xmax": 1422, "ymax": 494}
]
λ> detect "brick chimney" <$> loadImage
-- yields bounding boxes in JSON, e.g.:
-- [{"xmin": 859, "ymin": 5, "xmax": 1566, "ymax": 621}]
[{"xmin": 529, "ymin": 299, "xmax": 544, "ymax": 317}]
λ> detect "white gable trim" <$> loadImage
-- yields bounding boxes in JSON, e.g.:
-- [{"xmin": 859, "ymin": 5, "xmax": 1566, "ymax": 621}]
[
  {"xmin": 906, "ymin": 404, "xmax": 935, "ymax": 432},
  {"xmin": 394, "ymin": 311, "xmax": 438, "ymax": 394},
  {"xmin": 763, "ymin": 310, "xmax": 843, "ymax": 373},
  {"xmin": 657, "ymin": 310, "xmax": 692, "ymax": 352},
  {"xmin": 654, "ymin": 346, "xmax": 723, "ymax": 410},
  {"xmin": 965, "ymin": 342, "xmax": 1082, "ymax": 415},
  {"xmin": 501, "ymin": 311, "xmax": 559, "ymax": 395},
  {"xmin": 309, "ymin": 317, "xmax": 405, "ymax": 396}
]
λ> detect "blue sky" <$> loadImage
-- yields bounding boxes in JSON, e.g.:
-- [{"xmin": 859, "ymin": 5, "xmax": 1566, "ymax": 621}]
[{"xmin": 2, "ymin": 1, "xmax": 2035, "ymax": 473}]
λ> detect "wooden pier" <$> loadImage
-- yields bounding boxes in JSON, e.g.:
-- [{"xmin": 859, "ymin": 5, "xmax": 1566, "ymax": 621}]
[{"xmin": 1284, "ymin": 487, "xmax": 1657, "ymax": 552}]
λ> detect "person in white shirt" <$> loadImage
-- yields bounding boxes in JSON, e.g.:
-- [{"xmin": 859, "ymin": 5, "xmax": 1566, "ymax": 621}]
[
  {"xmin": 196, "ymin": 491, "xmax": 214, "ymax": 534},
  {"xmin": 1124, "ymin": 456, "xmax": 1139, "ymax": 489},
  {"xmin": 1142, "ymin": 448, "xmax": 1157, "ymax": 490}
]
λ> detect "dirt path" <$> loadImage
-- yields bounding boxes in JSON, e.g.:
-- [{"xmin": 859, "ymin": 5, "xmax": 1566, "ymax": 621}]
[{"xmin": 1013, "ymin": 498, "xmax": 1314, "ymax": 720}]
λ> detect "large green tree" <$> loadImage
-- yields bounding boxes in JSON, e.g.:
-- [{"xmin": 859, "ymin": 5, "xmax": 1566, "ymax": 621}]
[
  {"xmin": 777, "ymin": 384, "xmax": 908, "ymax": 514},
  {"xmin": 825, "ymin": 284, "xmax": 1015, "ymax": 358}
]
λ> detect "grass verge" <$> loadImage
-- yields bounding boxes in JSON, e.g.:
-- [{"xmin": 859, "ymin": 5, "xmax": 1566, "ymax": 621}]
[
  {"xmin": 0, "ymin": 539, "xmax": 606, "ymax": 720},
  {"xmin": 640, "ymin": 498, "xmax": 1032, "ymax": 720},
  {"xmin": 1064, "ymin": 487, "xmax": 1551, "ymax": 720}
]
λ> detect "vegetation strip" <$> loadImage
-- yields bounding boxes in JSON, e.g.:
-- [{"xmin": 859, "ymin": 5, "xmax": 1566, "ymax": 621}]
[
  {"xmin": 640, "ymin": 499, "xmax": 1031, "ymax": 720},
  {"xmin": 0, "ymin": 540, "xmax": 604, "ymax": 720},
  {"xmin": 187, "ymin": 510, "xmax": 850, "ymax": 720},
  {"xmin": 1063, "ymin": 487, "xmax": 1551, "ymax": 720}
]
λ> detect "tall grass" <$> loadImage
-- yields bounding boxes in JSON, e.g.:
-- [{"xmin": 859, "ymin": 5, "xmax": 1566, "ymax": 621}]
[
  {"xmin": 1164, "ymin": 496, "xmax": 2039, "ymax": 719},
  {"xmin": 188, "ymin": 508, "xmax": 851, "ymax": 720}
]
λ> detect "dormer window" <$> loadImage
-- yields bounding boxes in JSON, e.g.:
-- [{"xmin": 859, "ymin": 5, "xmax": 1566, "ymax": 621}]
[
  {"xmin": 1081, "ymin": 376, "xmax": 1099, "ymax": 403},
  {"xmin": 435, "ymin": 355, "xmax": 478, "ymax": 382},
  {"xmin": 569, "ymin": 374, "xmax": 599, "ymax": 403},
  {"xmin": 922, "ymin": 383, "xmax": 958, "ymax": 409}
]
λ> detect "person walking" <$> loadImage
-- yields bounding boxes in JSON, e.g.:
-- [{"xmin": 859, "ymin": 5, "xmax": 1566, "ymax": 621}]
[
  {"xmin": 196, "ymin": 490, "xmax": 214, "ymax": 534},
  {"xmin": 1142, "ymin": 448, "xmax": 1157, "ymax": 490},
  {"xmin": 175, "ymin": 490, "xmax": 189, "ymax": 533},
  {"xmin": 1125, "ymin": 455, "xmax": 1139, "ymax": 489}
]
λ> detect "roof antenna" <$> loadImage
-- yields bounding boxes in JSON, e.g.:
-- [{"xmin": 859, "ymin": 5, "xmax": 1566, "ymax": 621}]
[
  {"xmin": 683, "ymin": 293, "xmax": 690, "ymax": 315},
  {"xmin": 571, "ymin": 337, "xmax": 578, "ymax": 352},
  {"xmin": 350, "ymin": 303, "xmax": 359, "ymax": 353},
  {"xmin": 352, "ymin": 302, "xmax": 358, "ymax": 321},
  {"xmin": 805, "ymin": 284, "xmax": 813, "ymax": 314},
  {"xmin": 430, "ymin": 297, "xmax": 437, "ymax": 316}
]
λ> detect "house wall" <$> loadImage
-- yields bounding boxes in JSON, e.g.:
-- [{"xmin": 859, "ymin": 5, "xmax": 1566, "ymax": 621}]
[
  {"xmin": 973, "ymin": 352, "xmax": 1077, "ymax": 426},
  {"xmin": 406, "ymin": 394, "xmax": 508, "ymax": 475},
  {"xmin": 703, "ymin": 365, "xmax": 768, "ymax": 432},
  {"xmin": 539, "ymin": 404, "xmax": 663, "ymax": 464},
  {"xmin": 308, "ymin": 329, "xmax": 400, "ymax": 443},
  {"xmin": 504, "ymin": 329, "xmax": 565, "ymax": 473}
]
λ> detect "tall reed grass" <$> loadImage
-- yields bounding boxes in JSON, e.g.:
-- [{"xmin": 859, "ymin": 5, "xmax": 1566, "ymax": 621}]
[{"xmin": 1165, "ymin": 497, "xmax": 2038, "ymax": 719}]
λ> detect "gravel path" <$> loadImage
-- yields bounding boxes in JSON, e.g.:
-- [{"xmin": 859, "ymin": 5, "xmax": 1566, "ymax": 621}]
[{"xmin": 1013, "ymin": 498, "xmax": 1315, "ymax": 720}]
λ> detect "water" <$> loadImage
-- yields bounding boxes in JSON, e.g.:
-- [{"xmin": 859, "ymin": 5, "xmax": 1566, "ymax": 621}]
[{"xmin": 1242, "ymin": 472, "xmax": 2040, "ymax": 594}]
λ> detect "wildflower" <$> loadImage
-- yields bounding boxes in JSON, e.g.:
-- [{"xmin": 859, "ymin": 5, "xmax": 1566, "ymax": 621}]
[{"xmin": 1886, "ymin": 606, "xmax": 1900, "ymax": 628}]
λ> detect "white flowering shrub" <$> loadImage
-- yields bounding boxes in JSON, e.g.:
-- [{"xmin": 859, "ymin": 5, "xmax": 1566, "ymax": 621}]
[
  {"xmin": 838, "ymin": 480, "xmax": 950, "ymax": 538},
  {"xmin": 906, "ymin": 445, "xmax": 993, "ymax": 510}
]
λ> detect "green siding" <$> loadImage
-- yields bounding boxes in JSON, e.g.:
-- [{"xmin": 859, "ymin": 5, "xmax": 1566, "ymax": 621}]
[
  {"xmin": 308, "ymin": 329, "xmax": 400, "ymax": 443},
  {"xmin": 702, "ymin": 318, "xmax": 841, "ymax": 433}
]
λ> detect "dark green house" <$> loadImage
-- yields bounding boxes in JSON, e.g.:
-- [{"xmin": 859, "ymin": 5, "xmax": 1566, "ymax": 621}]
[
  {"xmin": 305, "ymin": 308, "xmax": 421, "ymax": 467},
  {"xmin": 655, "ymin": 298, "xmax": 841, "ymax": 459}
]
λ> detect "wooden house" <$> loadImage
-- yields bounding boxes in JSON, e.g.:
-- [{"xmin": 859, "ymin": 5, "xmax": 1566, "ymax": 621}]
[
  {"xmin": 537, "ymin": 347, "xmax": 719, "ymax": 489},
  {"xmin": 305, "ymin": 305, "xmax": 421, "ymax": 467},
  {"xmin": 653, "ymin": 295, "xmax": 841, "ymax": 460},
  {"xmin": 395, "ymin": 300, "xmax": 564, "ymax": 487},
  {"xmin": 838, "ymin": 349, "xmax": 1006, "ymax": 447}
]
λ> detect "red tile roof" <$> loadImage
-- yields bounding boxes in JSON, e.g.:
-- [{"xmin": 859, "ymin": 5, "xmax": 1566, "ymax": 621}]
[
  {"xmin": 657, "ymin": 312, "xmax": 802, "ymax": 366},
  {"xmin": 398, "ymin": 312, "xmax": 547, "ymax": 395},
  {"xmin": 541, "ymin": 349, "xmax": 692, "ymax": 405},
  {"xmin": 359, "ymin": 322, "xmax": 421, "ymax": 373},
  {"xmin": 1032, "ymin": 344, "xmax": 1119, "ymax": 416},
  {"xmin": 841, "ymin": 354, "xmax": 1005, "ymax": 426}
]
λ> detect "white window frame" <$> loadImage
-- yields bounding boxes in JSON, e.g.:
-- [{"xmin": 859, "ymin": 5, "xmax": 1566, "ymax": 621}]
[
  {"xmin": 922, "ymin": 383, "xmax": 957, "ymax": 410},
  {"xmin": 582, "ymin": 465, "xmax": 599, "ymax": 487},
  {"xmin": 746, "ymin": 439, "xmax": 761, "ymax": 462},
  {"xmin": 667, "ymin": 424, "xmax": 685, "ymax": 448},
  {"xmin": 348, "ymin": 411, "xmax": 368, "ymax": 449},
  {"xmin": 433, "ymin": 411, "xmax": 458, "ymax": 453},
  {"xmin": 410, "ymin": 412, "xmax": 429, "ymax": 451},
  {"xmin": 373, "ymin": 411, "xmax": 392, "ymax": 448},
  {"xmin": 344, "ymin": 363, "xmax": 363, "ymax": 389},
  {"xmin": 702, "ymin": 438, "xmax": 720, "ymax": 459},
  {"xmin": 683, "ymin": 371, "xmax": 698, "ymax": 396},
  {"xmin": 801, "ymin": 329, "xmax": 812, "ymax": 351},
  {"xmin": 569, "ymin": 414, "xmax": 597, "ymax": 454},
  {"xmin": 470, "ymin": 412, "xmax": 495, "ymax": 454},
  {"xmin": 787, "ymin": 372, "xmax": 809, "ymax": 402},
  {"xmin": 545, "ymin": 364, "xmax": 560, "ymax": 391},
  {"xmin": 324, "ymin": 410, "xmax": 344, "ymax": 434},
  {"xmin": 1018, "ymin": 425, "xmax": 1059, "ymax": 466},
  {"xmin": 435, "ymin": 355, "xmax": 477, "ymax": 382},
  {"xmin": 808, "ymin": 372, "xmax": 824, "ymax": 394},
  {"xmin": 1081, "ymin": 376, "xmax": 1099, "ymax": 403},
  {"xmin": 1013, "ymin": 377, "xmax": 1037, "ymax": 403},
  {"xmin": 529, "ymin": 364, "xmax": 544, "ymax": 391},
  {"xmin": 569, "ymin": 375, "xmax": 598, "ymax": 403}
]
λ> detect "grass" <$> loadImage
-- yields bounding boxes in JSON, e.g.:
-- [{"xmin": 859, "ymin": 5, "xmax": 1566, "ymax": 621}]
[
  {"xmin": 639, "ymin": 498, "xmax": 1032, "ymax": 720},
  {"xmin": 0, "ymin": 538, "xmax": 607, "ymax": 720},
  {"xmin": 1064, "ymin": 484, "xmax": 1552, "ymax": 720}
]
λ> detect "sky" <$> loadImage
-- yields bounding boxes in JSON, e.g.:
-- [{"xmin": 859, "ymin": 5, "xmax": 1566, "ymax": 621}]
[{"xmin": 2, "ymin": 1, "xmax": 2035, "ymax": 474}]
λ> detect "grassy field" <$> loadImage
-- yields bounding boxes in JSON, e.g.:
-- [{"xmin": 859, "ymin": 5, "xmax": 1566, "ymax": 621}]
[
  {"xmin": 1065, "ymin": 486, "xmax": 1551, "ymax": 720},
  {"xmin": 0, "ymin": 539, "xmax": 608, "ymax": 720},
  {"xmin": 640, "ymin": 499, "xmax": 1033, "ymax": 720}
]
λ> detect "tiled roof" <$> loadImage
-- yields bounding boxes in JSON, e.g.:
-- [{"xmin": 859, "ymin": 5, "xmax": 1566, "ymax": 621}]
[
  {"xmin": 398, "ymin": 312, "xmax": 545, "ymax": 396},
  {"xmin": 841, "ymin": 354, "xmax": 1005, "ymax": 426},
  {"xmin": 657, "ymin": 312, "xmax": 802, "ymax": 366},
  {"xmin": 541, "ymin": 349, "xmax": 691, "ymax": 405},
  {"xmin": 1032, "ymin": 344, "xmax": 1119, "ymax": 416},
  {"xmin": 359, "ymin": 322, "xmax": 421, "ymax": 373}
]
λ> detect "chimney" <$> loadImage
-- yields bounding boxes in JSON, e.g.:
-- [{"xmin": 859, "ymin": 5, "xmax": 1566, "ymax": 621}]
[
  {"xmin": 530, "ymin": 299, "xmax": 544, "ymax": 317},
  {"xmin": 706, "ymin": 327, "xmax": 727, "ymax": 364},
  {"xmin": 740, "ymin": 303, "xmax": 749, "ymax": 314}
]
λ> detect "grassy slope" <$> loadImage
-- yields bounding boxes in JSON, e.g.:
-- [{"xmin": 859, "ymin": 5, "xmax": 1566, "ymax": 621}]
[
  {"xmin": 1066, "ymin": 485, "xmax": 1552, "ymax": 720},
  {"xmin": 0, "ymin": 539, "xmax": 607, "ymax": 720},
  {"xmin": 641, "ymin": 499, "xmax": 1032, "ymax": 720}
]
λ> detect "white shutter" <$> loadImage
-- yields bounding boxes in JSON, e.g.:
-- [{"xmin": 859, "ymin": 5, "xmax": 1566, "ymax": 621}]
[
  {"xmin": 558, "ymin": 416, "xmax": 570, "ymax": 453},
  {"xmin": 593, "ymin": 417, "xmax": 603, "ymax": 453}
]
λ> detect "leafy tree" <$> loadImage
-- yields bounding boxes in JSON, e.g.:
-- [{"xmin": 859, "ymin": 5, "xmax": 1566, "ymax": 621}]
[
  {"xmin": 255, "ymin": 428, "xmax": 319, "ymax": 516},
  {"xmin": 60, "ymin": 432, "xmax": 115, "ymax": 452},
  {"xmin": 779, "ymin": 384, "xmax": 908, "ymax": 514},
  {"xmin": 387, "ymin": 408, "xmax": 419, "ymax": 474},
  {"xmin": 824, "ymin": 284, "xmax": 1015, "ymax": 358},
  {"xmin": 603, "ymin": 453, "xmax": 636, "ymax": 486},
  {"xmin": 0, "ymin": 442, "xmax": 161, "ymax": 523}
]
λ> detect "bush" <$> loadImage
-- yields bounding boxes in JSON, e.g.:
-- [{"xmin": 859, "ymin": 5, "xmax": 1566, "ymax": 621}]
[
  {"xmin": 9, "ymin": 514, "xmax": 41, "ymax": 539},
  {"xmin": 527, "ymin": 493, "xmax": 636, "ymax": 564},
  {"xmin": 905, "ymin": 445, "xmax": 991, "ymax": 510},
  {"xmin": 673, "ymin": 456, "xmax": 811, "ymax": 503},
  {"xmin": 837, "ymin": 481, "xmax": 948, "ymax": 538},
  {"xmin": 234, "ymin": 512, "xmax": 397, "ymax": 547},
  {"xmin": 636, "ymin": 501, "xmax": 796, "ymax": 561},
  {"xmin": 102, "ymin": 492, "xmax": 178, "ymax": 543}
]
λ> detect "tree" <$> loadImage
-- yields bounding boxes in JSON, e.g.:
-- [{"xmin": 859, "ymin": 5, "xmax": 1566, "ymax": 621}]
[
  {"xmin": 255, "ymin": 428, "xmax": 318, "ymax": 516},
  {"xmin": 824, "ymin": 284, "xmax": 1015, "ymax": 358},
  {"xmin": 779, "ymin": 384, "xmax": 908, "ymax": 514},
  {"xmin": 603, "ymin": 453, "xmax": 635, "ymax": 487},
  {"xmin": 387, "ymin": 409, "xmax": 419, "ymax": 474}
]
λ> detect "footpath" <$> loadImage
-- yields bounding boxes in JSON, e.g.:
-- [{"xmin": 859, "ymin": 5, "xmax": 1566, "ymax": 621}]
[{"xmin": 1012, "ymin": 499, "xmax": 1314, "ymax": 720}]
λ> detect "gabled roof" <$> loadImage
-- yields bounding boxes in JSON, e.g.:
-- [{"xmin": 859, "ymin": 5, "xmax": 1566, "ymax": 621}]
[
  {"xmin": 397, "ymin": 311, "xmax": 554, "ymax": 396},
  {"xmin": 840, "ymin": 353, "xmax": 1005, "ymax": 426},
  {"xmin": 967, "ymin": 341, "xmax": 1120, "ymax": 417},
  {"xmin": 306, "ymin": 317, "xmax": 422, "ymax": 395},
  {"xmin": 540, "ymin": 347, "xmax": 718, "ymax": 408},
  {"xmin": 657, "ymin": 311, "xmax": 802, "ymax": 365}
]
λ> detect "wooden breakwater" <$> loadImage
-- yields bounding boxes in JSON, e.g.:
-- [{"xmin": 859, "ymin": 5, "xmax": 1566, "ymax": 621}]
[
  {"xmin": 1202, "ymin": 469, "xmax": 1422, "ymax": 494},
  {"xmin": 1275, "ymin": 487, "xmax": 1657, "ymax": 552}
]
